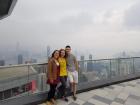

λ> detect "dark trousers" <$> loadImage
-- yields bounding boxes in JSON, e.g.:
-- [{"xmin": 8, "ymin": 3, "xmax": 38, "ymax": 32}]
[
  {"xmin": 59, "ymin": 76, "xmax": 67, "ymax": 97},
  {"xmin": 48, "ymin": 84, "xmax": 57, "ymax": 101}
]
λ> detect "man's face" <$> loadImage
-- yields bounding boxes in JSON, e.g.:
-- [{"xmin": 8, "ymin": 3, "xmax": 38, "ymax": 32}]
[{"xmin": 65, "ymin": 47, "xmax": 71, "ymax": 54}]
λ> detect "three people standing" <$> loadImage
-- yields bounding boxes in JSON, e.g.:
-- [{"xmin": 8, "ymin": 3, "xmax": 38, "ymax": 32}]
[{"xmin": 46, "ymin": 45, "xmax": 79, "ymax": 105}]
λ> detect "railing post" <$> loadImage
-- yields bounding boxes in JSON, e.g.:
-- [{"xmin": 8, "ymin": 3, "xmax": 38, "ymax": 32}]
[
  {"xmin": 118, "ymin": 58, "xmax": 120, "ymax": 76},
  {"xmin": 2, "ymin": 91, "xmax": 4, "ymax": 100},
  {"xmin": 109, "ymin": 59, "xmax": 112, "ymax": 79},
  {"xmin": 27, "ymin": 64, "xmax": 30, "ymax": 96},
  {"xmin": 132, "ymin": 58, "xmax": 135, "ymax": 74}
]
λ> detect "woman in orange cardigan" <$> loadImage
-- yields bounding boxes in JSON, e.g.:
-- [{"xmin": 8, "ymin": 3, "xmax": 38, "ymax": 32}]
[{"xmin": 46, "ymin": 50, "xmax": 60, "ymax": 105}]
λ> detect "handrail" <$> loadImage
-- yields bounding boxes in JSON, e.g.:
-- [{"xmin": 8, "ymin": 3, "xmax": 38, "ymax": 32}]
[{"xmin": 1, "ymin": 56, "xmax": 140, "ymax": 68}]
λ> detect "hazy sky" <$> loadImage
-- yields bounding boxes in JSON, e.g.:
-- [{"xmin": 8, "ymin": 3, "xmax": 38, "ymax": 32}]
[{"xmin": 0, "ymin": 0, "xmax": 140, "ymax": 58}]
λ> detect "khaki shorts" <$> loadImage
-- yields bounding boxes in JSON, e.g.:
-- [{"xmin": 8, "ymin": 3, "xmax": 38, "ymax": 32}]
[{"xmin": 68, "ymin": 71, "xmax": 78, "ymax": 83}]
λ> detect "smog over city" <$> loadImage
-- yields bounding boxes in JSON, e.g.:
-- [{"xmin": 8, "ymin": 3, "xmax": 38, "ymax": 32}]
[{"xmin": 0, "ymin": 0, "xmax": 140, "ymax": 64}]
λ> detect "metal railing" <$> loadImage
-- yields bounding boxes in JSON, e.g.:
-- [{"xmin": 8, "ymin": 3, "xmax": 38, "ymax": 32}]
[{"xmin": 0, "ymin": 57, "xmax": 140, "ymax": 105}]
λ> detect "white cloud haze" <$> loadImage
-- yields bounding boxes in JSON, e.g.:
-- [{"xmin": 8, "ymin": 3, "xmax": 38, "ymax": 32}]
[{"xmin": 0, "ymin": 0, "xmax": 140, "ymax": 58}]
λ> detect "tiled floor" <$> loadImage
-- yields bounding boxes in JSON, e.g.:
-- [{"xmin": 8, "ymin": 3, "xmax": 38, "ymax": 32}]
[{"xmin": 40, "ymin": 79, "xmax": 140, "ymax": 105}]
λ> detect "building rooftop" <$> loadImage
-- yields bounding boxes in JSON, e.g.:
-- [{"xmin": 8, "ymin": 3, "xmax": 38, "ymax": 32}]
[
  {"xmin": 0, "ymin": 66, "xmax": 37, "ymax": 82},
  {"xmin": 40, "ymin": 79, "xmax": 140, "ymax": 105}
]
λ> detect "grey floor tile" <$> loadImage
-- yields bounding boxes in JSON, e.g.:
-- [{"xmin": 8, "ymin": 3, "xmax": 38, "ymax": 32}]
[
  {"xmin": 125, "ymin": 97, "xmax": 140, "ymax": 105},
  {"xmin": 69, "ymin": 102, "xmax": 79, "ymax": 105},
  {"xmin": 117, "ymin": 83, "xmax": 125, "ymax": 87},
  {"xmin": 92, "ymin": 95, "xmax": 112, "ymax": 104},
  {"xmin": 83, "ymin": 102, "xmax": 95, "ymax": 105},
  {"xmin": 40, "ymin": 79, "xmax": 140, "ymax": 105},
  {"xmin": 128, "ymin": 94, "xmax": 140, "ymax": 100},
  {"xmin": 114, "ymin": 98, "xmax": 125, "ymax": 104},
  {"xmin": 106, "ymin": 86, "xmax": 114, "ymax": 89},
  {"xmin": 127, "ymin": 84, "xmax": 135, "ymax": 87},
  {"xmin": 137, "ymin": 81, "xmax": 140, "ymax": 84}
]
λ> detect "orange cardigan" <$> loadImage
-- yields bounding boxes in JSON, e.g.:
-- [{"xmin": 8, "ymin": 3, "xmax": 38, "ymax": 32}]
[{"xmin": 47, "ymin": 58, "xmax": 59, "ymax": 84}]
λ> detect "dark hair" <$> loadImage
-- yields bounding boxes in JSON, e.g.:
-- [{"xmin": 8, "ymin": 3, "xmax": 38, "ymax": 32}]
[
  {"xmin": 59, "ymin": 49, "xmax": 67, "ymax": 58},
  {"xmin": 51, "ymin": 50, "xmax": 59, "ymax": 58},
  {"xmin": 65, "ymin": 45, "xmax": 71, "ymax": 48}
]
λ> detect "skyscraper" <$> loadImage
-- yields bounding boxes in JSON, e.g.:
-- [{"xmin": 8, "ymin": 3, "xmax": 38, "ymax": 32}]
[
  {"xmin": 80, "ymin": 56, "xmax": 85, "ymax": 61},
  {"xmin": 18, "ymin": 54, "xmax": 23, "ymax": 64},
  {"xmin": 80, "ymin": 55, "xmax": 85, "ymax": 72},
  {"xmin": 87, "ymin": 54, "xmax": 93, "ymax": 71},
  {"xmin": 47, "ymin": 45, "xmax": 51, "ymax": 60},
  {"xmin": 0, "ymin": 60, "xmax": 5, "ymax": 66},
  {"xmin": 89, "ymin": 54, "xmax": 93, "ymax": 60}
]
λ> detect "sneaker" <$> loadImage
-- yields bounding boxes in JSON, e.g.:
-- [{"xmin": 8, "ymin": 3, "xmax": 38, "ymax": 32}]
[
  {"xmin": 46, "ymin": 101, "xmax": 52, "ymax": 105},
  {"xmin": 51, "ymin": 98, "xmax": 57, "ymax": 105},
  {"xmin": 64, "ymin": 97, "xmax": 69, "ymax": 102},
  {"xmin": 73, "ymin": 95, "xmax": 77, "ymax": 101},
  {"xmin": 62, "ymin": 96, "xmax": 69, "ymax": 102}
]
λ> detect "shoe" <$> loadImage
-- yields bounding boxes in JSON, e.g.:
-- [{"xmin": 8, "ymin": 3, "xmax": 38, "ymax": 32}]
[
  {"xmin": 73, "ymin": 95, "xmax": 77, "ymax": 101},
  {"xmin": 62, "ymin": 96, "xmax": 69, "ymax": 102},
  {"xmin": 46, "ymin": 101, "xmax": 52, "ymax": 105},
  {"xmin": 51, "ymin": 98, "xmax": 57, "ymax": 105},
  {"xmin": 64, "ymin": 97, "xmax": 69, "ymax": 102}
]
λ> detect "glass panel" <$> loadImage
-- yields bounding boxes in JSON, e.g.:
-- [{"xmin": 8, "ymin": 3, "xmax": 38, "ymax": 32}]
[
  {"xmin": 134, "ymin": 58, "xmax": 140, "ymax": 72},
  {"xmin": 119, "ymin": 58, "xmax": 133, "ymax": 76},
  {"xmin": 0, "ymin": 65, "xmax": 30, "ymax": 101},
  {"xmin": 79, "ymin": 60, "xmax": 110, "ymax": 83},
  {"xmin": 110, "ymin": 59, "xmax": 119, "ymax": 78},
  {"xmin": 3, "ymin": 89, "xmax": 11, "ymax": 99},
  {"xmin": 0, "ymin": 92, "xmax": 2, "ymax": 100},
  {"xmin": 93, "ymin": 60, "xmax": 110, "ymax": 80},
  {"xmin": 79, "ymin": 61, "xmax": 88, "ymax": 83},
  {"xmin": 30, "ymin": 63, "xmax": 48, "ymax": 95}
]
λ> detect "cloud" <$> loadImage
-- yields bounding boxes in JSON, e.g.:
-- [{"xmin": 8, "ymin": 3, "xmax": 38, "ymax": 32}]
[
  {"xmin": 124, "ymin": 1, "xmax": 140, "ymax": 30},
  {"xmin": 58, "ymin": 12, "xmax": 93, "ymax": 33},
  {"xmin": 0, "ymin": 12, "xmax": 93, "ymax": 51},
  {"xmin": 0, "ymin": 0, "xmax": 140, "ymax": 59}
]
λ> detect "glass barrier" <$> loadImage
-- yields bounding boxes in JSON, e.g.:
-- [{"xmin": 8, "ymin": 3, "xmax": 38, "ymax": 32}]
[
  {"xmin": 79, "ymin": 60, "xmax": 111, "ymax": 83},
  {"xmin": 0, "ymin": 57, "xmax": 140, "ymax": 102},
  {"xmin": 134, "ymin": 58, "xmax": 140, "ymax": 72},
  {"xmin": 31, "ymin": 63, "xmax": 49, "ymax": 94},
  {"xmin": 0, "ymin": 65, "xmax": 30, "ymax": 100},
  {"xmin": 78, "ymin": 58, "xmax": 137, "ymax": 84}
]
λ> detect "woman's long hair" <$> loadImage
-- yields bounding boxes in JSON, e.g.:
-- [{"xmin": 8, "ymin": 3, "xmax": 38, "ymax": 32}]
[
  {"xmin": 59, "ymin": 49, "xmax": 67, "ymax": 58},
  {"xmin": 51, "ymin": 50, "xmax": 59, "ymax": 58}
]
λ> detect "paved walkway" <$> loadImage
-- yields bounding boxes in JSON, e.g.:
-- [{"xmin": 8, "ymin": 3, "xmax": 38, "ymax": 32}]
[{"xmin": 40, "ymin": 79, "xmax": 140, "ymax": 105}]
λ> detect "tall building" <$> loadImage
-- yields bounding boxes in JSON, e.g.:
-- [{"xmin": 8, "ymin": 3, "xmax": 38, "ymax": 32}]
[
  {"xmin": 0, "ymin": 60, "xmax": 5, "ymax": 66},
  {"xmin": 87, "ymin": 54, "xmax": 93, "ymax": 71},
  {"xmin": 80, "ymin": 56, "xmax": 84, "ymax": 61},
  {"xmin": 89, "ymin": 54, "xmax": 93, "ymax": 60},
  {"xmin": 80, "ymin": 55, "xmax": 85, "ymax": 72},
  {"xmin": 47, "ymin": 46, "xmax": 51, "ymax": 60},
  {"xmin": 18, "ymin": 54, "xmax": 23, "ymax": 64}
]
